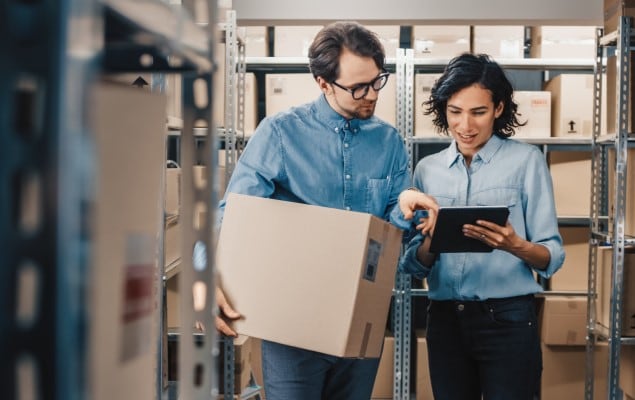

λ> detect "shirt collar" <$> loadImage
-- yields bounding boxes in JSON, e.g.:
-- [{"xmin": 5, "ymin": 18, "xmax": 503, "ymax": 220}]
[
  {"xmin": 445, "ymin": 133, "xmax": 506, "ymax": 167},
  {"xmin": 313, "ymin": 94, "xmax": 361, "ymax": 133}
]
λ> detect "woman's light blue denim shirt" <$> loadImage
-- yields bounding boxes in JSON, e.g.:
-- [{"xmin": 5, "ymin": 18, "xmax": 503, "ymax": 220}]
[{"xmin": 394, "ymin": 134, "xmax": 565, "ymax": 300}]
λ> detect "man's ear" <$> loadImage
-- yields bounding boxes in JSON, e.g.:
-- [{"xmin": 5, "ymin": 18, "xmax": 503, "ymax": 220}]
[{"xmin": 316, "ymin": 76, "xmax": 331, "ymax": 94}]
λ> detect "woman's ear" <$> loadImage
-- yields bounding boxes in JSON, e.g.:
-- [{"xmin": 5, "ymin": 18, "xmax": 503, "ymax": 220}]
[{"xmin": 494, "ymin": 101, "xmax": 504, "ymax": 118}]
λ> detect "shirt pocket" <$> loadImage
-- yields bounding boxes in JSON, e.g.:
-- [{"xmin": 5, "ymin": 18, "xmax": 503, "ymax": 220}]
[
  {"xmin": 430, "ymin": 194, "xmax": 456, "ymax": 207},
  {"xmin": 365, "ymin": 178, "xmax": 391, "ymax": 217},
  {"xmin": 473, "ymin": 187, "xmax": 520, "ymax": 224}
]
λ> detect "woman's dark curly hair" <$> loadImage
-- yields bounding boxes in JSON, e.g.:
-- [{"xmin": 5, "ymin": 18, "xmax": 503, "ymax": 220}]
[
  {"xmin": 308, "ymin": 21, "xmax": 385, "ymax": 83},
  {"xmin": 424, "ymin": 52, "xmax": 526, "ymax": 138}
]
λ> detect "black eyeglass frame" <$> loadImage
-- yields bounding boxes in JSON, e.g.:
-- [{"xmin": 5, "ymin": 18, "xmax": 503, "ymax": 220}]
[{"xmin": 330, "ymin": 71, "xmax": 390, "ymax": 100}]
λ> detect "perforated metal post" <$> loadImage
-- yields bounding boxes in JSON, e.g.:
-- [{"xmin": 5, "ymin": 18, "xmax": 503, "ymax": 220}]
[{"xmin": 1, "ymin": 0, "xmax": 100, "ymax": 399}]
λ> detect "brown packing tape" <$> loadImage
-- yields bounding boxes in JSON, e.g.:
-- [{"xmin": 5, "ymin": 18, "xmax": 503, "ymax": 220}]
[{"xmin": 359, "ymin": 322, "xmax": 372, "ymax": 358}]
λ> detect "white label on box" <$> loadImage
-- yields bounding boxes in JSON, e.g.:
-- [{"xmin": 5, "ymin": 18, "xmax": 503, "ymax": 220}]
[{"xmin": 364, "ymin": 239, "xmax": 382, "ymax": 282}]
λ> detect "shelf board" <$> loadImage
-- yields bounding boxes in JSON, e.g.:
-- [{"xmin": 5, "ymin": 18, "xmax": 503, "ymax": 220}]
[{"xmin": 103, "ymin": 0, "xmax": 213, "ymax": 72}]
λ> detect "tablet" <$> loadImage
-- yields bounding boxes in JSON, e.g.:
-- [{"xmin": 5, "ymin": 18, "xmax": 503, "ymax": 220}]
[{"xmin": 429, "ymin": 206, "xmax": 510, "ymax": 253}]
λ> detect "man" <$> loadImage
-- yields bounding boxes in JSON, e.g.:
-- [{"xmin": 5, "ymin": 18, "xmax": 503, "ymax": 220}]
[{"xmin": 215, "ymin": 21, "xmax": 437, "ymax": 399}]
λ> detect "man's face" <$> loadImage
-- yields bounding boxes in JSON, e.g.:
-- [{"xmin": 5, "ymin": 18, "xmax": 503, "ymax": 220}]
[{"xmin": 319, "ymin": 48, "xmax": 385, "ymax": 120}]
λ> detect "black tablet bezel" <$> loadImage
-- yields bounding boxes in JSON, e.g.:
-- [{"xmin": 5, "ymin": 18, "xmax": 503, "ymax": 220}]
[{"xmin": 428, "ymin": 206, "xmax": 510, "ymax": 253}]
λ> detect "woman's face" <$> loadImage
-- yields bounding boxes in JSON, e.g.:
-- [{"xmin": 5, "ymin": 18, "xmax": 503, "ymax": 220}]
[{"xmin": 446, "ymin": 83, "xmax": 503, "ymax": 162}]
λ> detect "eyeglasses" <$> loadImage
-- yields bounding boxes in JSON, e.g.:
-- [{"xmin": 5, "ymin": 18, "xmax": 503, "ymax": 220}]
[{"xmin": 331, "ymin": 72, "xmax": 390, "ymax": 100}]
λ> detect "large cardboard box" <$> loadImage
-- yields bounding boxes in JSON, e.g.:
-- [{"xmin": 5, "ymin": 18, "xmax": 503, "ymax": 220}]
[
  {"xmin": 89, "ymin": 82, "xmax": 166, "ymax": 400},
  {"xmin": 414, "ymin": 73, "xmax": 442, "ymax": 137},
  {"xmin": 540, "ymin": 342, "xmax": 608, "ymax": 400},
  {"xmin": 544, "ymin": 74, "xmax": 595, "ymax": 138},
  {"xmin": 596, "ymin": 246, "xmax": 635, "ymax": 336},
  {"xmin": 604, "ymin": 0, "xmax": 635, "ymax": 32},
  {"xmin": 412, "ymin": 26, "xmax": 470, "ymax": 59},
  {"xmin": 549, "ymin": 151, "xmax": 591, "ymax": 217},
  {"xmin": 415, "ymin": 330, "xmax": 433, "ymax": 400},
  {"xmin": 607, "ymin": 148, "xmax": 635, "ymax": 237},
  {"xmin": 529, "ymin": 26, "xmax": 597, "ymax": 59},
  {"xmin": 273, "ymin": 26, "xmax": 323, "ymax": 57},
  {"xmin": 549, "ymin": 227, "xmax": 590, "ymax": 291},
  {"xmin": 540, "ymin": 296, "xmax": 588, "ymax": 345},
  {"xmin": 512, "ymin": 91, "xmax": 551, "ymax": 138},
  {"xmin": 216, "ymin": 193, "xmax": 402, "ymax": 358},
  {"xmin": 242, "ymin": 26, "xmax": 269, "ymax": 57},
  {"xmin": 371, "ymin": 333, "xmax": 394, "ymax": 399},
  {"xmin": 375, "ymin": 73, "xmax": 397, "ymax": 126},
  {"xmin": 472, "ymin": 26, "xmax": 525, "ymax": 58}
]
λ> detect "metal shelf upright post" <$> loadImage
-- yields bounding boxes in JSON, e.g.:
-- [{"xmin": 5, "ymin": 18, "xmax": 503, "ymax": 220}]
[
  {"xmin": 585, "ymin": 15, "xmax": 635, "ymax": 400},
  {"xmin": 393, "ymin": 47, "xmax": 415, "ymax": 400},
  {"xmin": 1, "ymin": 1, "xmax": 101, "ymax": 399}
]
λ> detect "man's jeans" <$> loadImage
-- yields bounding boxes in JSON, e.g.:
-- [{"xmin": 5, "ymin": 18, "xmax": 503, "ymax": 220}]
[{"xmin": 261, "ymin": 339, "xmax": 381, "ymax": 400}]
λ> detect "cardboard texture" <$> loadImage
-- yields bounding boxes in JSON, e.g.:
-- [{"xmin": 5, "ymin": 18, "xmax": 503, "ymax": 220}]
[
  {"xmin": 472, "ymin": 26, "xmax": 525, "ymax": 58},
  {"xmin": 530, "ymin": 26, "xmax": 597, "ymax": 59},
  {"xmin": 540, "ymin": 342, "xmax": 608, "ymax": 400},
  {"xmin": 604, "ymin": 0, "xmax": 635, "ymax": 32},
  {"xmin": 242, "ymin": 26, "xmax": 269, "ymax": 57},
  {"xmin": 412, "ymin": 26, "xmax": 470, "ymax": 58},
  {"xmin": 549, "ymin": 151, "xmax": 591, "ymax": 217},
  {"xmin": 597, "ymin": 246, "xmax": 635, "ymax": 336},
  {"xmin": 608, "ymin": 148, "xmax": 635, "ymax": 238},
  {"xmin": 414, "ymin": 73, "xmax": 443, "ymax": 137},
  {"xmin": 415, "ymin": 330, "xmax": 433, "ymax": 400},
  {"xmin": 371, "ymin": 333, "xmax": 394, "ymax": 399},
  {"xmin": 544, "ymin": 74, "xmax": 602, "ymax": 137},
  {"xmin": 216, "ymin": 193, "xmax": 402, "ymax": 358},
  {"xmin": 273, "ymin": 26, "xmax": 323, "ymax": 57},
  {"xmin": 540, "ymin": 296, "xmax": 588, "ymax": 345},
  {"xmin": 89, "ymin": 82, "xmax": 166, "ymax": 400},
  {"xmin": 549, "ymin": 226, "xmax": 590, "ymax": 291},
  {"xmin": 512, "ymin": 91, "xmax": 551, "ymax": 138},
  {"xmin": 265, "ymin": 73, "xmax": 321, "ymax": 116}
]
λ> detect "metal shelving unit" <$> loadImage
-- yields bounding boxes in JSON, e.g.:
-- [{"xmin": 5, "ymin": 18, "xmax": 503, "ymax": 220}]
[
  {"xmin": 1, "ymin": 0, "xmax": 221, "ymax": 399},
  {"xmin": 585, "ymin": 16, "xmax": 635, "ymax": 400}
]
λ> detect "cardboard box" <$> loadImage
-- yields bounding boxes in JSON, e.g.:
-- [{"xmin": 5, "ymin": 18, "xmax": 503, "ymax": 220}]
[
  {"xmin": 549, "ymin": 151, "xmax": 591, "ymax": 217},
  {"xmin": 530, "ymin": 26, "xmax": 597, "ymax": 59},
  {"xmin": 540, "ymin": 341, "xmax": 608, "ymax": 400},
  {"xmin": 249, "ymin": 338, "xmax": 265, "ymax": 399},
  {"xmin": 621, "ymin": 344, "xmax": 635, "ymax": 398},
  {"xmin": 414, "ymin": 73, "xmax": 442, "ymax": 137},
  {"xmin": 265, "ymin": 73, "xmax": 321, "ymax": 116},
  {"xmin": 371, "ymin": 333, "xmax": 394, "ymax": 399},
  {"xmin": 512, "ymin": 91, "xmax": 551, "ymax": 138},
  {"xmin": 596, "ymin": 246, "xmax": 635, "ymax": 336},
  {"xmin": 216, "ymin": 193, "xmax": 402, "ymax": 357},
  {"xmin": 166, "ymin": 275, "xmax": 180, "ymax": 328},
  {"xmin": 472, "ymin": 26, "xmax": 525, "ymax": 58},
  {"xmin": 549, "ymin": 227, "xmax": 590, "ymax": 291},
  {"xmin": 415, "ymin": 330, "xmax": 433, "ymax": 400},
  {"xmin": 368, "ymin": 25, "xmax": 401, "ymax": 59},
  {"xmin": 375, "ymin": 73, "xmax": 397, "ymax": 126},
  {"xmin": 242, "ymin": 26, "xmax": 269, "ymax": 57},
  {"xmin": 412, "ymin": 26, "xmax": 470, "ymax": 59},
  {"xmin": 242, "ymin": 72, "xmax": 258, "ymax": 135},
  {"xmin": 544, "ymin": 74, "xmax": 595, "ymax": 137},
  {"xmin": 89, "ymin": 82, "xmax": 166, "ymax": 400},
  {"xmin": 164, "ymin": 214, "xmax": 181, "ymax": 270},
  {"xmin": 604, "ymin": 0, "xmax": 635, "ymax": 33},
  {"xmin": 540, "ymin": 296, "xmax": 588, "ymax": 345},
  {"xmin": 273, "ymin": 26, "xmax": 323, "ymax": 57},
  {"xmin": 165, "ymin": 166, "xmax": 181, "ymax": 216},
  {"xmin": 607, "ymin": 148, "xmax": 635, "ymax": 237}
]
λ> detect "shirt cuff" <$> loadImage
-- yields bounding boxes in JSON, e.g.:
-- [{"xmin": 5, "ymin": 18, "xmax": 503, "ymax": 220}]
[{"xmin": 398, "ymin": 234, "xmax": 431, "ymax": 280}]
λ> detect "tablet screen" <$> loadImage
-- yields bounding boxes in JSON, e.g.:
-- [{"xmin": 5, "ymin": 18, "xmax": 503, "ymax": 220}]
[{"xmin": 428, "ymin": 206, "xmax": 510, "ymax": 253}]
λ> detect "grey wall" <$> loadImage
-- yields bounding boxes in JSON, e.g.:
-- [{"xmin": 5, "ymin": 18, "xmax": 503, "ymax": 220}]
[{"xmin": 233, "ymin": 0, "xmax": 603, "ymax": 26}]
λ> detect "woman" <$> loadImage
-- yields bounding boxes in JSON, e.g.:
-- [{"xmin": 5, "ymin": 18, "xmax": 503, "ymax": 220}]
[{"xmin": 397, "ymin": 53, "xmax": 565, "ymax": 400}]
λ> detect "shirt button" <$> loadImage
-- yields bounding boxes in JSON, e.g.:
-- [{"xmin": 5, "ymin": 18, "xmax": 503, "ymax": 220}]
[
  {"xmin": 457, "ymin": 304, "xmax": 465, "ymax": 311},
  {"xmin": 345, "ymin": 206, "xmax": 351, "ymax": 211},
  {"xmin": 344, "ymin": 143, "xmax": 349, "ymax": 148},
  {"xmin": 335, "ymin": 127, "xmax": 339, "ymax": 132},
  {"xmin": 345, "ymin": 174, "xmax": 351, "ymax": 180}
]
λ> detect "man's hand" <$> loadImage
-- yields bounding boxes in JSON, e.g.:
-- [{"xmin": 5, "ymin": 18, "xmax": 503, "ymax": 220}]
[
  {"xmin": 398, "ymin": 189, "xmax": 439, "ymax": 235},
  {"xmin": 215, "ymin": 287, "xmax": 241, "ymax": 337}
]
